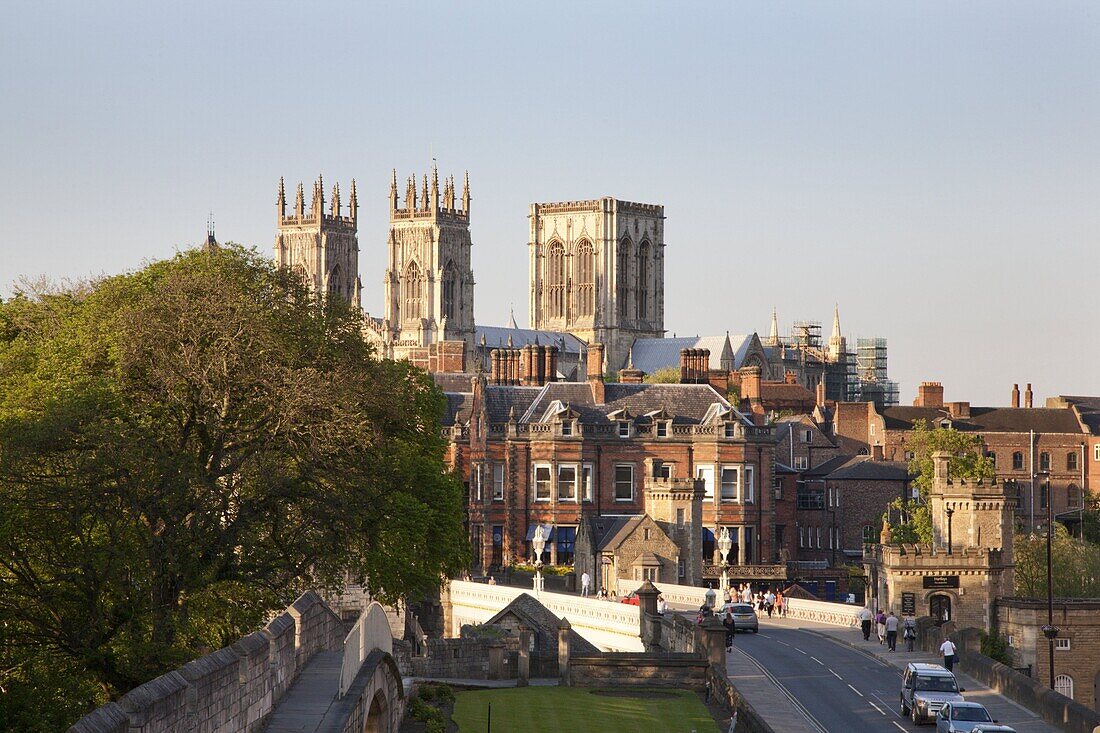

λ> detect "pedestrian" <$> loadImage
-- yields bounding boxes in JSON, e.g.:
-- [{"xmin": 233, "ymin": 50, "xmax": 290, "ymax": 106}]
[
  {"xmin": 764, "ymin": 589, "xmax": 776, "ymax": 618},
  {"xmin": 487, "ymin": 575, "xmax": 497, "ymax": 586},
  {"xmin": 580, "ymin": 570, "xmax": 591, "ymax": 597},
  {"xmin": 885, "ymin": 611, "xmax": 899, "ymax": 651},
  {"xmin": 858, "ymin": 606, "xmax": 873, "ymax": 641},
  {"xmin": 775, "ymin": 590, "xmax": 784, "ymax": 617},
  {"xmin": 875, "ymin": 609, "xmax": 887, "ymax": 644},
  {"xmin": 657, "ymin": 594, "xmax": 668, "ymax": 615},
  {"xmin": 940, "ymin": 637, "xmax": 958, "ymax": 672},
  {"xmin": 723, "ymin": 607, "xmax": 736, "ymax": 651},
  {"xmin": 697, "ymin": 604, "xmax": 713, "ymax": 625},
  {"xmin": 596, "ymin": 587, "xmax": 607, "ymax": 600},
  {"xmin": 903, "ymin": 617, "xmax": 917, "ymax": 652}
]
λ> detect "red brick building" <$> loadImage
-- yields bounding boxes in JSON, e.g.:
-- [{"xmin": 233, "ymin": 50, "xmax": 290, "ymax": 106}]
[{"xmin": 440, "ymin": 345, "xmax": 778, "ymax": 589}]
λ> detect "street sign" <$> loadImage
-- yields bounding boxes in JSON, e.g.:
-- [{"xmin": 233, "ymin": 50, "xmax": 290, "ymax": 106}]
[
  {"xmin": 922, "ymin": 575, "xmax": 959, "ymax": 589},
  {"xmin": 901, "ymin": 592, "xmax": 916, "ymax": 615}
]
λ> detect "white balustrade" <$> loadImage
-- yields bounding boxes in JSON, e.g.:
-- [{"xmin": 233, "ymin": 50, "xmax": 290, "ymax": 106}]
[
  {"xmin": 782, "ymin": 596, "xmax": 862, "ymax": 628},
  {"xmin": 614, "ymin": 578, "xmax": 712, "ymax": 610},
  {"xmin": 339, "ymin": 601, "xmax": 393, "ymax": 698}
]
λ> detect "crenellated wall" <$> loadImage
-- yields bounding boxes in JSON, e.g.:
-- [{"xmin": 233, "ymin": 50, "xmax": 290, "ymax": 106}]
[{"xmin": 69, "ymin": 591, "xmax": 345, "ymax": 733}]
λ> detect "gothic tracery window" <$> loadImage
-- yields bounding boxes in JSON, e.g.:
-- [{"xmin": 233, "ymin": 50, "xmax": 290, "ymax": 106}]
[
  {"xmin": 575, "ymin": 239, "xmax": 594, "ymax": 317},
  {"xmin": 547, "ymin": 241, "xmax": 566, "ymax": 319},
  {"xmin": 403, "ymin": 261, "xmax": 424, "ymax": 320},
  {"xmin": 442, "ymin": 262, "xmax": 457, "ymax": 321},
  {"xmin": 328, "ymin": 264, "xmax": 343, "ymax": 300},
  {"xmin": 618, "ymin": 237, "xmax": 632, "ymax": 320},
  {"xmin": 637, "ymin": 240, "xmax": 649, "ymax": 320}
]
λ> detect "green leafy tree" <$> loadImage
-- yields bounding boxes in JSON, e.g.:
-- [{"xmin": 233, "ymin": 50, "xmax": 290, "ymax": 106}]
[
  {"xmin": 642, "ymin": 367, "xmax": 681, "ymax": 384},
  {"xmin": 0, "ymin": 246, "xmax": 467, "ymax": 722},
  {"xmin": 1014, "ymin": 525, "xmax": 1100, "ymax": 598},
  {"xmin": 884, "ymin": 419, "xmax": 994, "ymax": 544}
]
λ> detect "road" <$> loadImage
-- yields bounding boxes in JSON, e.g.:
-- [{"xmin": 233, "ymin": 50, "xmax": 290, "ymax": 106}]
[{"xmin": 729, "ymin": 619, "xmax": 1057, "ymax": 733}]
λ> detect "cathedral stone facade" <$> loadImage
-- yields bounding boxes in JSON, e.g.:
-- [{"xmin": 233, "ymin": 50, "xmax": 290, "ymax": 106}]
[
  {"xmin": 370, "ymin": 168, "xmax": 476, "ymax": 364},
  {"xmin": 528, "ymin": 198, "xmax": 665, "ymax": 372},
  {"xmin": 274, "ymin": 176, "xmax": 362, "ymax": 307}
]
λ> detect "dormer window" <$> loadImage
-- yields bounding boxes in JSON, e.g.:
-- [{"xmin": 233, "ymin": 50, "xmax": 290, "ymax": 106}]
[
  {"xmin": 656, "ymin": 421, "xmax": 668, "ymax": 438},
  {"xmin": 724, "ymin": 423, "xmax": 736, "ymax": 439},
  {"xmin": 561, "ymin": 420, "xmax": 573, "ymax": 437},
  {"xmin": 618, "ymin": 421, "xmax": 631, "ymax": 438}
]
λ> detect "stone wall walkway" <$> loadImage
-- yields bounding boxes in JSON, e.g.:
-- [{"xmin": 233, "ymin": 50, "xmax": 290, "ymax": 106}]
[{"xmin": 263, "ymin": 651, "xmax": 342, "ymax": 733}]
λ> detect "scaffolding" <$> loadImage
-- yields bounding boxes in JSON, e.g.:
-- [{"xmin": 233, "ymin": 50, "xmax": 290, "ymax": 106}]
[
  {"xmin": 851, "ymin": 337, "xmax": 898, "ymax": 407},
  {"xmin": 789, "ymin": 321, "xmax": 822, "ymax": 352}
]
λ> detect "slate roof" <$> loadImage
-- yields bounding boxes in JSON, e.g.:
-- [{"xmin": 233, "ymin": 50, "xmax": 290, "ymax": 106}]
[
  {"xmin": 589, "ymin": 516, "xmax": 645, "ymax": 552},
  {"xmin": 628, "ymin": 335, "xmax": 734, "ymax": 373},
  {"xmin": 759, "ymin": 382, "xmax": 815, "ymax": 403},
  {"xmin": 519, "ymin": 381, "xmax": 739, "ymax": 426},
  {"xmin": 881, "ymin": 406, "xmax": 1083, "ymax": 434},
  {"xmin": 1059, "ymin": 396, "xmax": 1100, "ymax": 434},
  {"xmin": 802, "ymin": 455, "xmax": 858, "ymax": 478},
  {"xmin": 432, "ymin": 372, "xmax": 474, "ymax": 393},
  {"xmin": 476, "ymin": 325, "xmax": 586, "ymax": 354},
  {"xmin": 482, "ymin": 386, "xmax": 544, "ymax": 423},
  {"xmin": 484, "ymin": 593, "xmax": 599, "ymax": 654},
  {"xmin": 441, "ymin": 393, "xmax": 473, "ymax": 427},
  {"xmin": 825, "ymin": 457, "xmax": 911, "ymax": 482}
]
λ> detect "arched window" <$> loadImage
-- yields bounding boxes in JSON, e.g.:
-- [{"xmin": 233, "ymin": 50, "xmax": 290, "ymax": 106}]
[
  {"xmin": 1067, "ymin": 451, "xmax": 1079, "ymax": 471},
  {"xmin": 1068, "ymin": 483, "xmax": 1081, "ymax": 508},
  {"xmin": 546, "ymin": 241, "xmax": 566, "ymax": 319},
  {"xmin": 1012, "ymin": 451, "xmax": 1024, "ymax": 470},
  {"xmin": 637, "ymin": 240, "xmax": 649, "ymax": 319},
  {"xmin": 1040, "ymin": 452, "xmax": 1051, "ymax": 472},
  {"xmin": 1054, "ymin": 674, "xmax": 1074, "ymax": 699},
  {"xmin": 618, "ymin": 237, "xmax": 632, "ymax": 320},
  {"xmin": 441, "ymin": 262, "xmax": 457, "ymax": 320},
  {"xmin": 292, "ymin": 263, "xmax": 310, "ymax": 287},
  {"xmin": 575, "ymin": 239, "xmax": 594, "ymax": 317},
  {"xmin": 327, "ymin": 264, "xmax": 343, "ymax": 299},
  {"xmin": 402, "ymin": 262, "xmax": 423, "ymax": 319}
]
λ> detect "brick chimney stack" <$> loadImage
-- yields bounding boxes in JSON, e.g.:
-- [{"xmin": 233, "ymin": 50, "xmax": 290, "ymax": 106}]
[
  {"xmin": 1011, "ymin": 383, "xmax": 1020, "ymax": 408},
  {"xmin": 815, "ymin": 380, "xmax": 826, "ymax": 408},
  {"xmin": 914, "ymin": 381, "xmax": 944, "ymax": 408},
  {"xmin": 542, "ymin": 345, "xmax": 558, "ymax": 384},
  {"xmin": 587, "ymin": 343, "xmax": 606, "ymax": 404},
  {"xmin": 1024, "ymin": 383, "xmax": 1033, "ymax": 409}
]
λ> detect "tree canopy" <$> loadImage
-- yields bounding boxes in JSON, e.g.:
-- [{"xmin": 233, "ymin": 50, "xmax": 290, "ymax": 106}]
[
  {"xmin": 0, "ymin": 246, "xmax": 467, "ymax": 723},
  {"xmin": 885, "ymin": 419, "xmax": 994, "ymax": 544},
  {"xmin": 1014, "ymin": 525, "xmax": 1100, "ymax": 598}
]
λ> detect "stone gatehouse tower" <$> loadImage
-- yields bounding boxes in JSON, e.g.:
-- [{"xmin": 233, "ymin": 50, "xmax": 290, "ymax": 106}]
[
  {"xmin": 380, "ymin": 167, "xmax": 476, "ymax": 362},
  {"xmin": 528, "ymin": 198, "xmax": 665, "ymax": 371},
  {"xmin": 274, "ymin": 176, "xmax": 362, "ymax": 307},
  {"xmin": 865, "ymin": 451, "xmax": 1015, "ymax": 631}
]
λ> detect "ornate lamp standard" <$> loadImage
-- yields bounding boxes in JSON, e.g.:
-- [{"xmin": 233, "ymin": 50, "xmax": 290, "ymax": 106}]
[
  {"xmin": 945, "ymin": 507, "xmax": 954, "ymax": 556},
  {"xmin": 532, "ymin": 525, "xmax": 548, "ymax": 597},
  {"xmin": 1038, "ymin": 472, "xmax": 1058, "ymax": 690},
  {"xmin": 717, "ymin": 527, "xmax": 733, "ymax": 599}
]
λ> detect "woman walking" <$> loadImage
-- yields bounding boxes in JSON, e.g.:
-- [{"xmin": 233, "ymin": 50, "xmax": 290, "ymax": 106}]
[{"xmin": 875, "ymin": 609, "xmax": 887, "ymax": 645}]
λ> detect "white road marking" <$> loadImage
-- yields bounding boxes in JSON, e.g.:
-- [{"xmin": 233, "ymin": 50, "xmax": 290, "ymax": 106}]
[
  {"xmin": 829, "ymin": 670, "xmax": 842, "ymax": 680},
  {"xmin": 847, "ymin": 684, "xmax": 864, "ymax": 697},
  {"xmin": 868, "ymin": 700, "xmax": 886, "ymax": 716},
  {"xmin": 810, "ymin": 655, "xmax": 824, "ymax": 665},
  {"xmin": 795, "ymin": 647, "xmax": 808, "ymax": 654},
  {"xmin": 892, "ymin": 722, "xmax": 907, "ymax": 732}
]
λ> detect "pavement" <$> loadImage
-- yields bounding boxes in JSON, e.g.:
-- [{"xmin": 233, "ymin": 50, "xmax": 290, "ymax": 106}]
[
  {"xmin": 264, "ymin": 651, "xmax": 343, "ymax": 733},
  {"xmin": 725, "ymin": 615, "xmax": 1059, "ymax": 733}
]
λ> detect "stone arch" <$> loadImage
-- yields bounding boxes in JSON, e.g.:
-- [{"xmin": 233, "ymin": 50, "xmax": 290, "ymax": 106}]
[
  {"xmin": 1055, "ymin": 673, "xmax": 1075, "ymax": 700},
  {"xmin": 364, "ymin": 689, "xmax": 387, "ymax": 733},
  {"xmin": 925, "ymin": 591, "xmax": 956, "ymax": 625},
  {"xmin": 292, "ymin": 263, "xmax": 310, "ymax": 287}
]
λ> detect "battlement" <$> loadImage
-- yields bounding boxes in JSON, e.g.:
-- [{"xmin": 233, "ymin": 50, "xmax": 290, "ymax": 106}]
[
  {"xmin": 531, "ymin": 197, "xmax": 665, "ymax": 218},
  {"xmin": 390, "ymin": 166, "xmax": 470, "ymax": 222},
  {"xmin": 277, "ymin": 175, "xmax": 357, "ymax": 230}
]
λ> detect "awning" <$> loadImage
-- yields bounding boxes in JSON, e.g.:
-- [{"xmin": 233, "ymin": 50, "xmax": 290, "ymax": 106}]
[{"xmin": 525, "ymin": 523, "xmax": 556, "ymax": 541}]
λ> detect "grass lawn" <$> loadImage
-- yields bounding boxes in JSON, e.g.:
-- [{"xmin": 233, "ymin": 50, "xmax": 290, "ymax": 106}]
[{"xmin": 451, "ymin": 686, "xmax": 719, "ymax": 733}]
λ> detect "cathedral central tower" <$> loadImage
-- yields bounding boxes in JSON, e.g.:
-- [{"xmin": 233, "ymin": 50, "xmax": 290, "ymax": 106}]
[{"xmin": 382, "ymin": 167, "xmax": 475, "ymax": 361}]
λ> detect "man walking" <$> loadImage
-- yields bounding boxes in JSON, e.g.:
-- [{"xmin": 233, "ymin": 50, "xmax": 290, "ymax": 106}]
[
  {"xmin": 940, "ymin": 637, "xmax": 958, "ymax": 672},
  {"xmin": 903, "ymin": 616, "xmax": 917, "ymax": 652},
  {"xmin": 580, "ymin": 570, "xmax": 591, "ymax": 597},
  {"xmin": 764, "ymin": 589, "xmax": 776, "ymax": 617},
  {"xmin": 858, "ymin": 606, "xmax": 873, "ymax": 641},
  {"xmin": 884, "ymin": 611, "xmax": 899, "ymax": 651}
]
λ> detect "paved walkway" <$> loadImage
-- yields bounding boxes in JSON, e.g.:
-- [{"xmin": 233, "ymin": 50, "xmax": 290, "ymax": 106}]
[
  {"xmin": 725, "ymin": 642, "xmax": 820, "ymax": 733},
  {"xmin": 264, "ymin": 652, "xmax": 342, "ymax": 733}
]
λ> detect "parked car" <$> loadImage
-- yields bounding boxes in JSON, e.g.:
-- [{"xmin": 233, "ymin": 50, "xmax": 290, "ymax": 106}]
[
  {"xmin": 900, "ymin": 662, "xmax": 964, "ymax": 724},
  {"xmin": 620, "ymin": 593, "xmax": 640, "ymax": 606},
  {"xmin": 935, "ymin": 701, "xmax": 995, "ymax": 732},
  {"xmin": 719, "ymin": 602, "xmax": 759, "ymax": 633}
]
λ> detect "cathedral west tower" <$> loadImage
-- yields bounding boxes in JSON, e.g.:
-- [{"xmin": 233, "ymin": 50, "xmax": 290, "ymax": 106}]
[
  {"xmin": 381, "ymin": 167, "xmax": 476, "ymax": 362},
  {"xmin": 274, "ymin": 176, "xmax": 362, "ymax": 307},
  {"xmin": 529, "ymin": 197, "xmax": 665, "ymax": 371}
]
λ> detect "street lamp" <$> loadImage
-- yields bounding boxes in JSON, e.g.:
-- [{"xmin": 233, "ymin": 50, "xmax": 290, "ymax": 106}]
[
  {"xmin": 717, "ymin": 527, "xmax": 733, "ymax": 599},
  {"xmin": 945, "ymin": 507, "xmax": 954, "ymax": 556},
  {"xmin": 532, "ymin": 525, "xmax": 547, "ymax": 597},
  {"xmin": 1039, "ymin": 472, "xmax": 1058, "ymax": 690}
]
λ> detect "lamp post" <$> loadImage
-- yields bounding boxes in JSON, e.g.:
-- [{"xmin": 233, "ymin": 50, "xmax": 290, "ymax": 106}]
[
  {"xmin": 945, "ymin": 507, "xmax": 954, "ymax": 556},
  {"xmin": 717, "ymin": 527, "xmax": 733, "ymax": 599},
  {"xmin": 1039, "ymin": 472, "xmax": 1058, "ymax": 689},
  {"xmin": 532, "ymin": 525, "xmax": 547, "ymax": 597}
]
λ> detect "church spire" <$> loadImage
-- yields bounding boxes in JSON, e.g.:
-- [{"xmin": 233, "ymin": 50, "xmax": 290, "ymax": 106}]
[
  {"xmin": 430, "ymin": 164, "xmax": 440, "ymax": 212},
  {"xmin": 421, "ymin": 174, "xmax": 429, "ymax": 212},
  {"xmin": 827, "ymin": 303, "xmax": 846, "ymax": 362},
  {"xmin": 295, "ymin": 182, "xmax": 305, "ymax": 217},
  {"xmin": 389, "ymin": 169, "xmax": 398, "ymax": 212},
  {"xmin": 277, "ymin": 177, "xmax": 286, "ymax": 218},
  {"xmin": 461, "ymin": 170, "xmax": 470, "ymax": 214},
  {"xmin": 349, "ymin": 179, "xmax": 358, "ymax": 223},
  {"xmin": 766, "ymin": 306, "xmax": 780, "ymax": 346},
  {"xmin": 831, "ymin": 303, "xmax": 842, "ymax": 341}
]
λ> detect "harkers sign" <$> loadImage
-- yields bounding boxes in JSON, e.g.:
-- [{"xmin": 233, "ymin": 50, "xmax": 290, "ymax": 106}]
[{"xmin": 922, "ymin": 575, "xmax": 960, "ymax": 590}]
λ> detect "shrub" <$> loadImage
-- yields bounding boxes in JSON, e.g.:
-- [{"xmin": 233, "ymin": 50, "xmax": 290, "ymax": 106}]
[
  {"xmin": 418, "ymin": 684, "xmax": 436, "ymax": 701},
  {"xmin": 425, "ymin": 719, "xmax": 445, "ymax": 733},
  {"xmin": 434, "ymin": 683, "xmax": 456, "ymax": 703},
  {"xmin": 980, "ymin": 632, "xmax": 1012, "ymax": 666}
]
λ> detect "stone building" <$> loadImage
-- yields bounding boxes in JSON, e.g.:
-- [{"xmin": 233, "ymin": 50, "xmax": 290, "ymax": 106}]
[
  {"xmin": 834, "ymin": 381, "xmax": 1092, "ymax": 533},
  {"xmin": 274, "ymin": 175, "xmax": 362, "ymax": 307},
  {"xmin": 440, "ymin": 345, "xmax": 782, "ymax": 589},
  {"xmin": 528, "ymin": 198, "xmax": 665, "ymax": 372},
  {"xmin": 997, "ymin": 597, "xmax": 1100, "ymax": 709},
  {"xmin": 865, "ymin": 452, "xmax": 1015, "ymax": 630}
]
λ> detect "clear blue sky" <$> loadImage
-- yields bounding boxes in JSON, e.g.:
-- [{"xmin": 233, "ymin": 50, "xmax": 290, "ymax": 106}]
[{"xmin": 3, "ymin": 1, "xmax": 1098, "ymax": 405}]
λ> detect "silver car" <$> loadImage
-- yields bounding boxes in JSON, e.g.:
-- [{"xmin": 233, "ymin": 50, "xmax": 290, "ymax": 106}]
[
  {"xmin": 719, "ymin": 602, "xmax": 759, "ymax": 632},
  {"xmin": 900, "ymin": 662, "xmax": 964, "ymax": 724},
  {"xmin": 968, "ymin": 726, "xmax": 1016, "ymax": 733},
  {"xmin": 935, "ymin": 701, "xmax": 994, "ymax": 733}
]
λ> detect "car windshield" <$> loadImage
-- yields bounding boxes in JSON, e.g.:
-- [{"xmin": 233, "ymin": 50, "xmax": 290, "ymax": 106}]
[
  {"xmin": 915, "ymin": 675, "xmax": 958, "ymax": 692},
  {"xmin": 953, "ymin": 707, "xmax": 992, "ymax": 722}
]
